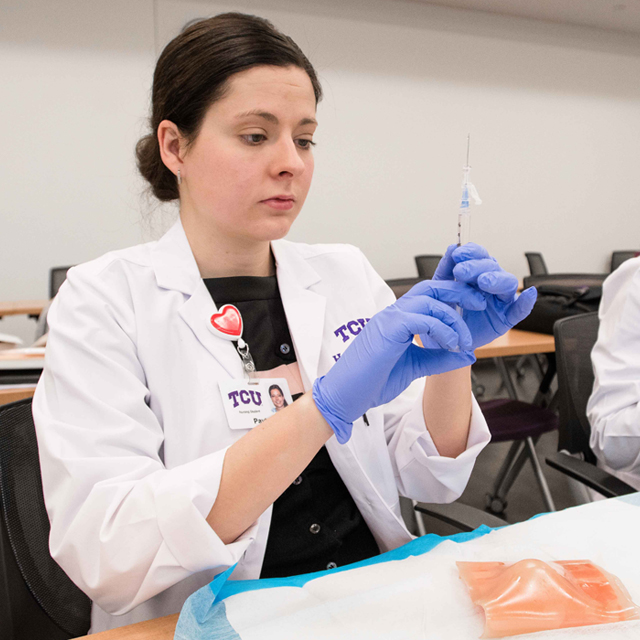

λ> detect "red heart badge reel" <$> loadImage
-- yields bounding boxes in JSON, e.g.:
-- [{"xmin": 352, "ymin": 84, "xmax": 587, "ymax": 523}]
[
  {"xmin": 209, "ymin": 304, "xmax": 245, "ymax": 346},
  {"xmin": 209, "ymin": 305, "xmax": 255, "ymax": 374}
]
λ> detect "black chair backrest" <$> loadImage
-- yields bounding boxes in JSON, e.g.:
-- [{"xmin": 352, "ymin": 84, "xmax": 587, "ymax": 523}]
[
  {"xmin": 414, "ymin": 255, "xmax": 442, "ymax": 280},
  {"xmin": 553, "ymin": 313, "xmax": 599, "ymax": 463},
  {"xmin": 525, "ymin": 252, "xmax": 548, "ymax": 276},
  {"xmin": 49, "ymin": 267, "xmax": 73, "ymax": 300},
  {"xmin": 0, "ymin": 399, "xmax": 91, "ymax": 639},
  {"xmin": 523, "ymin": 273, "xmax": 606, "ymax": 291},
  {"xmin": 385, "ymin": 277, "xmax": 422, "ymax": 299},
  {"xmin": 610, "ymin": 251, "xmax": 639, "ymax": 273}
]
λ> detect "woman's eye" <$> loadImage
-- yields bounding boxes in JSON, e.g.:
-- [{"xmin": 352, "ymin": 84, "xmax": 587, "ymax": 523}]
[
  {"xmin": 296, "ymin": 139, "xmax": 316, "ymax": 150},
  {"xmin": 242, "ymin": 133, "xmax": 266, "ymax": 145}
]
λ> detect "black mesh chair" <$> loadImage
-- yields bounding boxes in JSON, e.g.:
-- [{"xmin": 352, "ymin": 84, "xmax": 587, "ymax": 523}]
[
  {"xmin": 385, "ymin": 277, "xmax": 422, "ymax": 299},
  {"xmin": 0, "ymin": 398, "xmax": 91, "ymax": 640},
  {"xmin": 525, "ymin": 252, "xmax": 548, "ymax": 276},
  {"xmin": 414, "ymin": 255, "xmax": 442, "ymax": 280},
  {"xmin": 610, "ymin": 251, "xmax": 639, "ymax": 273},
  {"xmin": 49, "ymin": 266, "xmax": 73, "ymax": 300},
  {"xmin": 545, "ymin": 313, "xmax": 636, "ymax": 497}
]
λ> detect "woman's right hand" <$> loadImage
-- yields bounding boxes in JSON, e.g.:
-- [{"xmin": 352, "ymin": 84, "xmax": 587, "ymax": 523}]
[{"xmin": 312, "ymin": 280, "xmax": 486, "ymax": 443}]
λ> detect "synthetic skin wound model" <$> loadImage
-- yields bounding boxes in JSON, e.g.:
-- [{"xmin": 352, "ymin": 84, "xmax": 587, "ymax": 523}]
[{"xmin": 457, "ymin": 559, "xmax": 640, "ymax": 638}]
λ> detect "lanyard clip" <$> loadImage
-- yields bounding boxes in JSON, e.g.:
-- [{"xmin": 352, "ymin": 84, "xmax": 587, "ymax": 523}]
[{"xmin": 237, "ymin": 338, "xmax": 257, "ymax": 379}]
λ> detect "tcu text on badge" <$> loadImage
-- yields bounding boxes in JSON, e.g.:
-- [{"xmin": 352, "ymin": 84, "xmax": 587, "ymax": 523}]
[
  {"xmin": 227, "ymin": 389, "xmax": 262, "ymax": 408},
  {"xmin": 332, "ymin": 317, "xmax": 370, "ymax": 361}
]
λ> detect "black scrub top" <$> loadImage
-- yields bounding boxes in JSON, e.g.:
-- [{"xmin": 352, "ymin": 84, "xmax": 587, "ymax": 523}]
[{"xmin": 204, "ymin": 275, "xmax": 380, "ymax": 578}]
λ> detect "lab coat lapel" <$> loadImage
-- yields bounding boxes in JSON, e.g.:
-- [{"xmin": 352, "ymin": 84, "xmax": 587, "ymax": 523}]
[
  {"xmin": 150, "ymin": 219, "xmax": 244, "ymax": 379},
  {"xmin": 272, "ymin": 240, "xmax": 326, "ymax": 390}
]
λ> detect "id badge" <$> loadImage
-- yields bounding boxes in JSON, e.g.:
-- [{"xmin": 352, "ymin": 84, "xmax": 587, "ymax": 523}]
[{"xmin": 219, "ymin": 378, "xmax": 294, "ymax": 430}]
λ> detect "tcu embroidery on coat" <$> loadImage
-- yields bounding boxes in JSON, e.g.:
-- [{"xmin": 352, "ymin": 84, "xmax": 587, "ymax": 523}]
[{"xmin": 332, "ymin": 318, "xmax": 370, "ymax": 361}]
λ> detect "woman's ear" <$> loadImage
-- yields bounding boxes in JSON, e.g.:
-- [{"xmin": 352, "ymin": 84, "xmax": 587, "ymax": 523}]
[{"xmin": 157, "ymin": 120, "xmax": 184, "ymax": 177}]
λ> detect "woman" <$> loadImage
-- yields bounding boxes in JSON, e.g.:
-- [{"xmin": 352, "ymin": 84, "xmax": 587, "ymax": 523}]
[
  {"xmin": 269, "ymin": 384, "xmax": 288, "ymax": 412},
  {"xmin": 33, "ymin": 12, "xmax": 535, "ymax": 633}
]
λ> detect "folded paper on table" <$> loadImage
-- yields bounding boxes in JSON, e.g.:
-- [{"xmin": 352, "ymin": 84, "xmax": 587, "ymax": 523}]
[{"xmin": 175, "ymin": 497, "xmax": 640, "ymax": 640}]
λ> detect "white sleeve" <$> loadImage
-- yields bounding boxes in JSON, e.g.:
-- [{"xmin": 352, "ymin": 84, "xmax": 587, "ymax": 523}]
[
  {"xmin": 588, "ymin": 259, "xmax": 640, "ymax": 475},
  {"xmin": 354, "ymin": 248, "xmax": 491, "ymax": 502},
  {"xmin": 32, "ymin": 266, "xmax": 256, "ymax": 616}
]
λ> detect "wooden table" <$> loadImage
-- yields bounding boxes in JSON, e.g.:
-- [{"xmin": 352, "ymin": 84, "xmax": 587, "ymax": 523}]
[
  {"xmin": 0, "ymin": 300, "xmax": 48, "ymax": 319},
  {"xmin": 474, "ymin": 328, "xmax": 555, "ymax": 360},
  {"xmin": 0, "ymin": 386, "xmax": 36, "ymax": 405},
  {"xmin": 76, "ymin": 613, "xmax": 178, "ymax": 640}
]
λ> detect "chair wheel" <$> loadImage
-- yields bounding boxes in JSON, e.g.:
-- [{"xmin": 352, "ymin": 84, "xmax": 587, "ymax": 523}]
[{"xmin": 485, "ymin": 494, "xmax": 507, "ymax": 515}]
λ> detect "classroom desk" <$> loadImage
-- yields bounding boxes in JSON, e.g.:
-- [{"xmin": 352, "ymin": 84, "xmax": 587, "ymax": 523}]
[
  {"xmin": 0, "ymin": 300, "xmax": 48, "ymax": 319},
  {"xmin": 76, "ymin": 614, "xmax": 179, "ymax": 640},
  {"xmin": 0, "ymin": 385, "xmax": 36, "ymax": 406},
  {"xmin": 475, "ymin": 328, "xmax": 555, "ymax": 360},
  {"xmin": 0, "ymin": 350, "xmax": 45, "ymax": 387}
]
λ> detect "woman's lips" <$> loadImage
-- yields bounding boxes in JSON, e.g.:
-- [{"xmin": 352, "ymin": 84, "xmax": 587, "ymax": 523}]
[{"xmin": 260, "ymin": 197, "xmax": 295, "ymax": 211}]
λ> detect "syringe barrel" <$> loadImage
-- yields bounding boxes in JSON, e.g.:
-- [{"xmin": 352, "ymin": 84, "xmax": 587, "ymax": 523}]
[{"xmin": 457, "ymin": 210, "xmax": 471, "ymax": 247}]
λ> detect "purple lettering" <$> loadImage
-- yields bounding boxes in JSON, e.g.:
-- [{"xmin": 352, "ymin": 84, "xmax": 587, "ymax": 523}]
[
  {"xmin": 347, "ymin": 320, "xmax": 362, "ymax": 337},
  {"xmin": 357, "ymin": 318, "xmax": 368, "ymax": 329},
  {"xmin": 228, "ymin": 391, "xmax": 240, "ymax": 408},
  {"xmin": 332, "ymin": 353, "xmax": 341, "ymax": 362},
  {"xmin": 239, "ymin": 389, "xmax": 251, "ymax": 405},
  {"xmin": 249, "ymin": 390, "xmax": 262, "ymax": 406},
  {"xmin": 334, "ymin": 324, "xmax": 350, "ymax": 343}
]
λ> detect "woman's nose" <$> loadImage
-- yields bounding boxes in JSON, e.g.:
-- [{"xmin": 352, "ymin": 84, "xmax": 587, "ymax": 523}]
[{"xmin": 271, "ymin": 139, "xmax": 305, "ymax": 178}]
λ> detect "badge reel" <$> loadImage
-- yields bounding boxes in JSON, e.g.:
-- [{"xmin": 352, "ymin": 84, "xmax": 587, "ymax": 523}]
[{"xmin": 208, "ymin": 304, "xmax": 257, "ymax": 381}]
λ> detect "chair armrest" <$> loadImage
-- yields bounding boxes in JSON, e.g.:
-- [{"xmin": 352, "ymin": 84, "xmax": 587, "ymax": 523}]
[
  {"xmin": 545, "ymin": 451, "xmax": 636, "ymax": 498},
  {"xmin": 414, "ymin": 501, "xmax": 508, "ymax": 533}
]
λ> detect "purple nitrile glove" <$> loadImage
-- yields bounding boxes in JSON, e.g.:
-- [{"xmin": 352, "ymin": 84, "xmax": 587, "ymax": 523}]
[
  {"xmin": 313, "ymin": 279, "xmax": 486, "ymax": 443},
  {"xmin": 431, "ymin": 243, "xmax": 538, "ymax": 350}
]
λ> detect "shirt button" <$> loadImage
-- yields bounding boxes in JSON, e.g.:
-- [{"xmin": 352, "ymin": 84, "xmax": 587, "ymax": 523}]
[
  {"xmin": 326, "ymin": 562, "xmax": 337, "ymax": 570},
  {"xmin": 309, "ymin": 523, "xmax": 321, "ymax": 534},
  {"xmin": 280, "ymin": 343, "xmax": 291, "ymax": 355},
  {"xmin": 293, "ymin": 476, "xmax": 303, "ymax": 486}
]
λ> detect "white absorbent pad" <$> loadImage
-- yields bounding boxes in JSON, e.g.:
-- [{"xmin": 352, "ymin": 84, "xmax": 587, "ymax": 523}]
[{"xmin": 175, "ymin": 496, "xmax": 640, "ymax": 640}]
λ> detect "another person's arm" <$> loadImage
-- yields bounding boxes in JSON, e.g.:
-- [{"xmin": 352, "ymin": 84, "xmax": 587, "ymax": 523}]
[{"xmin": 588, "ymin": 258, "xmax": 640, "ymax": 475}]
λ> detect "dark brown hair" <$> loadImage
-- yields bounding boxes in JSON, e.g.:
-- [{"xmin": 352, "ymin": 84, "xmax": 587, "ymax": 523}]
[{"xmin": 136, "ymin": 12, "xmax": 323, "ymax": 202}]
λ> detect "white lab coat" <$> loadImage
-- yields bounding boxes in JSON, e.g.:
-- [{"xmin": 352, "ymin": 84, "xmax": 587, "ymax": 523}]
[
  {"xmin": 33, "ymin": 219, "xmax": 490, "ymax": 633},
  {"xmin": 588, "ymin": 256, "xmax": 640, "ymax": 491}
]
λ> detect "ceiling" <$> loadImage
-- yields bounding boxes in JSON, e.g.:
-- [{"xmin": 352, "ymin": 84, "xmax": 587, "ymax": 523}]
[{"xmin": 415, "ymin": 0, "xmax": 640, "ymax": 35}]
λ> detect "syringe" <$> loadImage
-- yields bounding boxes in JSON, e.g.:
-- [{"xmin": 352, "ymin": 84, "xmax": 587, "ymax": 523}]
[
  {"xmin": 458, "ymin": 135, "xmax": 482, "ymax": 248},
  {"xmin": 454, "ymin": 136, "xmax": 482, "ymax": 332}
]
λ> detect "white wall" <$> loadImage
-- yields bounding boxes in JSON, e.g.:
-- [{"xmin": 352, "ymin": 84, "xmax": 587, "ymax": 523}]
[{"xmin": 2, "ymin": 0, "xmax": 640, "ymax": 342}]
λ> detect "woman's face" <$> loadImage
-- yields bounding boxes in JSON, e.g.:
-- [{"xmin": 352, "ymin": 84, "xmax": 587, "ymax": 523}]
[
  {"xmin": 270, "ymin": 388, "xmax": 285, "ymax": 410},
  {"xmin": 180, "ymin": 65, "xmax": 317, "ymax": 244}
]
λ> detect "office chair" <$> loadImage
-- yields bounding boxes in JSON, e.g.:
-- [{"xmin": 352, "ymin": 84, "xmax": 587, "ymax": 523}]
[
  {"xmin": 481, "ymin": 395, "xmax": 559, "ymax": 515},
  {"xmin": 546, "ymin": 314, "xmax": 636, "ymax": 497},
  {"xmin": 0, "ymin": 398, "xmax": 91, "ymax": 640},
  {"xmin": 414, "ymin": 500, "xmax": 507, "ymax": 534},
  {"xmin": 610, "ymin": 251, "xmax": 639, "ymax": 273},
  {"xmin": 49, "ymin": 266, "xmax": 73, "ymax": 300},
  {"xmin": 414, "ymin": 255, "xmax": 443, "ymax": 280},
  {"xmin": 524, "ymin": 252, "xmax": 548, "ymax": 276},
  {"xmin": 385, "ymin": 277, "xmax": 422, "ymax": 299}
]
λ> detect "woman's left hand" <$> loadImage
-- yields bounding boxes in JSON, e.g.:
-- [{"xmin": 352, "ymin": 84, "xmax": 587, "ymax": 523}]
[{"xmin": 431, "ymin": 243, "xmax": 537, "ymax": 350}]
